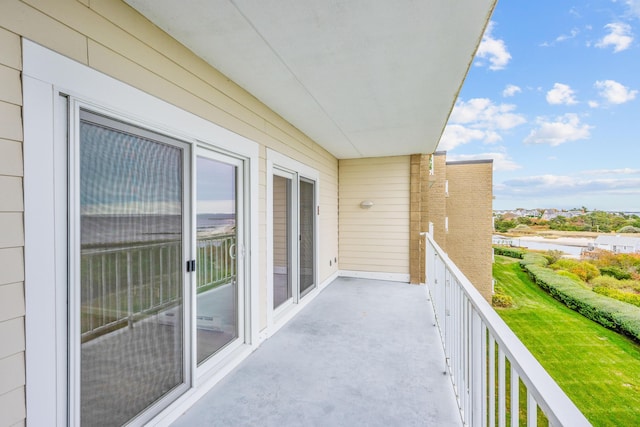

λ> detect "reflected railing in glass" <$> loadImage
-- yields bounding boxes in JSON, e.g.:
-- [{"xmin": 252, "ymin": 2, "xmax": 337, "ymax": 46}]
[{"xmin": 80, "ymin": 233, "xmax": 237, "ymax": 341}]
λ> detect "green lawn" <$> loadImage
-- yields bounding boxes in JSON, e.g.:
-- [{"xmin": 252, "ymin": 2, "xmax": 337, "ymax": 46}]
[{"xmin": 493, "ymin": 255, "xmax": 640, "ymax": 426}]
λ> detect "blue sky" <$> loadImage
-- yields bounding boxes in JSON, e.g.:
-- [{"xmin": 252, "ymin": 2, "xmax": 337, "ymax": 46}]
[{"xmin": 440, "ymin": 0, "xmax": 640, "ymax": 212}]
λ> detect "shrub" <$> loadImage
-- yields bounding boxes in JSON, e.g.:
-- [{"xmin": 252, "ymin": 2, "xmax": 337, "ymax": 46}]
[
  {"xmin": 550, "ymin": 259, "xmax": 599, "ymax": 282},
  {"xmin": 570, "ymin": 262, "xmax": 600, "ymax": 282},
  {"xmin": 593, "ymin": 287, "xmax": 640, "ymax": 309},
  {"xmin": 550, "ymin": 258, "xmax": 579, "ymax": 271},
  {"xmin": 494, "ymin": 246, "xmax": 524, "ymax": 259},
  {"xmin": 591, "ymin": 275, "xmax": 626, "ymax": 289},
  {"xmin": 492, "ymin": 292, "xmax": 514, "ymax": 308},
  {"xmin": 556, "ymin": 270, "xmax": 583, "ymax": 283},
  {"xmin": 544, "ymin": 249, "xmax": 564, "ymax": 265},
  {"xmin": 521, "ymin": 256, "xmax": 640, "ymax": 343},
  {"xmin": 600, "ymin": 266, "xmax": 632, "ymax": 280},
  {"xmin": 617, "ymin": 225, "xmax": 640, "ymax": 233}
]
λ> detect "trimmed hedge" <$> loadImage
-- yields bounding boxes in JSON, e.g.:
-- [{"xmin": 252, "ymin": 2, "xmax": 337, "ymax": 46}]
[
  {"xmin": 594, "ymin": 286, "xmax": 640, "ymax": 308},
  {"xmin": 494, "ymin": 246, "xmax": 525, "ymax": 259},
  {"xmin": 520, "ymin": 254, "xmax": 640, "ymax": 343}
]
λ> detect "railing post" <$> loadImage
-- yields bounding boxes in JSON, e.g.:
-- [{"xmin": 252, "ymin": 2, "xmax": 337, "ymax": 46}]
[
  {"xmin": 127, "ymin": 251, "xmax": 133, "ymax": 329},
  {"xmin": 471, "ymin": 310, "xmax": 482, "ymax": 427}
]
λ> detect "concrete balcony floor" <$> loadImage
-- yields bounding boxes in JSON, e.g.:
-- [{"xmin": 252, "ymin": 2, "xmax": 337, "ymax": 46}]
[{"xmin": 172, "ymin": 277, "xmax": 462, "ymax": 426}]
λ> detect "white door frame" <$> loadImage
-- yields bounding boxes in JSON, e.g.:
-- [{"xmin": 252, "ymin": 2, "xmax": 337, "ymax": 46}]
[
  {"xmin": 265, "ymin": 149, "xmax": 320, "ymax": 333},
  {"xmin": 22, "ymin": 39, "xmax": 259, "ymax": 426}
]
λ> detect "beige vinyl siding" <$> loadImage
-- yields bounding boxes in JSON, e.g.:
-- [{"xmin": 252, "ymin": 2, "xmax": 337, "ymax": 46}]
[
  {"xmin": 1, "ymin": 1, "xmax": 341, "ymax": 424},
  {"xmin": 0, "ymin": 24, "xmax": 25, "ymax": 427},
  {"xmin": 338, "ymin": 156, "xmax": 410, "ymax": 274}
]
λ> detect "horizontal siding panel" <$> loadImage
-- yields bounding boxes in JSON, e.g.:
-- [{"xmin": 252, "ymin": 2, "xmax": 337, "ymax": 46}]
[
  {"xmin": 340, "ymin": 263, "xmax": 408, "ymax": 273},
  {"xmin": 0, "ymin": 0, "xmax": 87, "ymax": 65},
  {"xmin": 0, "ymin": 352, "xmax": 24, "ymax": 395},
  {"xmin": 0, "ymin": 282, "xmax": 24, "ymax": 322},
  {"xmin": 0, "ymin": 102, "xmax": 23, "ymax": 142},
  {"xmin": 0, "ymin": 177, "xmax": 23, "ymax": 212},
  {"xmin": 340, "ymin": 216, "xmax": 409, "ymax": 224},
  {"xmin": 338, "ymin": 217, "xmax": 410, "ymax": 226},
  {"xmin": 339, "ymin": 244, "xmax": 408, "ymax": 254},
  {"xmin": 0, "ymin": 65, "xmax": 22, "ymax": 105},
  {"xmin": 0, "ymin": 139, "xmax": 23, "ymax": 176},
  {"xmin": 0, "ymin": 213, "xmax": 24, "ymax": 248},
  {"xmin": 0, "ymin": 317, "xmax": 24, "ymax": 359},
  {"xmin": 0, "ymin": 248, "xmax": 24, "ymax": 285},
  {"xmin": 0, "ymin": 27, "xmax": 21, "ymax": 70},
  {"xmin": 336, "ymin": 224, "xmax": 408, "ymax": 234},
  {"xmin": 340, "ymin": 251, "xmax": 408, "ymax": 261},
  {"xmin": 339, "ymin": 183, "xmax": 409, "ymax": 192},
  {"xmin": 339, "ymin": 157, "xmax": 409, "ymax": 276},
  {"xmin": 339, "ymin": 230, "xmax": 409, "ymax": 239},
  {"xmin": 338, "ymin": 174, "xmax": 409, "ymax": 185},
  {"xmin": 0, "ymin": 386, "xmax": 25, "ymax": 427},
  {"xmin": 339, "ymin": 156, "xmax": 408, "ymax": 167}
]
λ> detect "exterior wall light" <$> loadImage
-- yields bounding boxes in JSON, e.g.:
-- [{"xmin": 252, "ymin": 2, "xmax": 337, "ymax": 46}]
[{"xmin": 360, "ymin": 200, "xmax": 374, "ymax": 209}]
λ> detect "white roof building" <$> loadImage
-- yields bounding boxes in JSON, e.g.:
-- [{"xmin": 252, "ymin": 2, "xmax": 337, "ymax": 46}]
[{"xmin": 593, "ymin": 235, "xmax": 640, "ymax": 254}]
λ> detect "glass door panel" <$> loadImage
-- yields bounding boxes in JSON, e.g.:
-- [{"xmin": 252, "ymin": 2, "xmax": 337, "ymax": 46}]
[
  {"xmin": 299, "ymin": 179, "xmax": 315, "ymax": 297},
  {"xmin": 196, "ymin": 156, "xmax": 239, "ymax": 365},
  {"xmin": 79, "ymin": 111, "xmax": 185, "ymax": 426},
  {"xmin": 273, "ymin": 174, "xmax": 292, "ymax": 309}
]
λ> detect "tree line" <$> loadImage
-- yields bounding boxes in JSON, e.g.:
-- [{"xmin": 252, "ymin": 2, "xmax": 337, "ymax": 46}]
[{"xmin": 494, "ymin": 210, "xmax": 640, "ymax": 233}]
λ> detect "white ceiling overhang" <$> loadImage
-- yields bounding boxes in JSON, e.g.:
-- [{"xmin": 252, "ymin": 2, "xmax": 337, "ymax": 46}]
[{"xmin": 125, "ymin": 0, "xmax": 496, "ymax": 159}]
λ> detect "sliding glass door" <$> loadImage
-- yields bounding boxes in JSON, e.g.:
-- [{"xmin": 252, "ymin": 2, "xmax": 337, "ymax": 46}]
[
  {"xmin": 272, "ymin": 173, "xmax": 293, "ymax": 309},
  {"xmin": 73, "ymin": 109, "xmax": 248, "ymax": 425},
  {"xmin": 78, "ymin": 110, "xmax": 188, "ymax": 426},
  {"xmin": 299, "ymin": 178, "xmax": 316, "ymax": 297},
  {"xmin": 196, "ymin": 152, "xmax": 244, "ymax": 366},
  {"xmin": 271, "ymin": 166, "xmax": 317, "ymax": 313}
]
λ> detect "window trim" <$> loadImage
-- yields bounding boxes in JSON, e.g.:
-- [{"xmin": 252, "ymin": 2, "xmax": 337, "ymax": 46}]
[{"xmin": 23, "ymin": 39, "xmax": 259, "ymax": 426}]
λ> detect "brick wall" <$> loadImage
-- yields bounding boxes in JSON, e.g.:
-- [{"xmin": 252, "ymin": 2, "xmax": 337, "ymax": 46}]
[{"xmin": 446, "ymin": 160, "xmax": 494, "ymax": 300}]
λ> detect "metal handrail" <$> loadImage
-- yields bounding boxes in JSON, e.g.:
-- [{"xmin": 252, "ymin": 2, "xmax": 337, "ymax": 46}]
[{"xmin": 424, "ymin": 232, "xmax": 591, "ymax": 427}]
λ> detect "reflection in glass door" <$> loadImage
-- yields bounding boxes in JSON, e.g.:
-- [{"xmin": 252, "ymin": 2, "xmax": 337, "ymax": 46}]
[
  {"xmin": 78, "ymin": 110, "xmax": 186, "ymax": 426},
  {"xmin": 196, "ymin": 155, "xmax": 241, "ymax": 365},
  {"xmin": 299, "ymin": 179, "xmax": 316, "ymax": 296},
  {"xmin": 273, "ymin": 174, "xmax": 292, "ymax": 309}
]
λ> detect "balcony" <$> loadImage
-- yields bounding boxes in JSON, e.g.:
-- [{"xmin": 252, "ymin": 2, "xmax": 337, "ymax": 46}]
[{"xmin": 171, "ymin": 235, "xmax": 591, "ymax": 427}]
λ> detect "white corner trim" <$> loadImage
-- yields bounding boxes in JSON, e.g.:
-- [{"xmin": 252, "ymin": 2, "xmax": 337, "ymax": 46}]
[{"xmin": 338, "ymin": 270, "xmax": 410, "ymax": 283}]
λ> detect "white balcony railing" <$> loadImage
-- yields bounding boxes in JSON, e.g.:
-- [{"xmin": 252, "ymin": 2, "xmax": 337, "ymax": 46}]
[
  {"xmin": 80, "ymin": 233, "xmax": 236, "ymax": 341},
  {"xmin": 424, "ymin": 232, "xmax": 591, "ymax": 427}
]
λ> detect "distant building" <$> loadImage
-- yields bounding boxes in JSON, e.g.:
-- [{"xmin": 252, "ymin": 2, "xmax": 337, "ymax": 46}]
[{"xmin": 590, "ymin": 235, "xmax": 640, "ymax": 254}]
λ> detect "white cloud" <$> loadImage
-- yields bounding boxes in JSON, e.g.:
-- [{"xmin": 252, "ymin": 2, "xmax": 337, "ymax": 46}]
[
  {"xmin": 503, "ymin": 84, "xmax": 522, "ymax": 97},
  {"xmin": 580, "ymin": 167, "xmax": 640, "ymax": 176},
  {"xmin": 447, "ymin": 152, "xmax": 521, "ymax": 171},
  {"xmin": 595, "ymin": 22, "xmax": 633, "ymax": 52},
  {"xmin": 475, "ymin": 21, "xmax": 512, "ymax": 70},
  {"xmin": 498, "ymin": 174, "xmax": 640, "ymax": 197},
  {"xmin": 546, "ymin": 83, "xmax": 578, "ymax": 105},
  {"xmin": 524, "ymin": 113, "xmax": 592, "ymax": 146},
  {"xmin": 439, "ymin": 125, "xmax": 485, "ymax": 151},
  {"xmin": 588, "ymin": 100, "xmax": 600, "ymax": 108},
  {"xmin": 449, "ymin": 98, "xmax": 526, "ymax": 129},
  {"xmin": 619, "ymin": 0, "xmax": 640, "ymax": 19},
  {"xmin": 541, "ymin": 28, "xmax": 580, "ymax": 46},
  {"xmin": 594, "ymin": 79, "xmax": 638, "ymax": 104},
  {"xmin": 439, "ymin": 98, "xmax": 526, "ymax": 150}
]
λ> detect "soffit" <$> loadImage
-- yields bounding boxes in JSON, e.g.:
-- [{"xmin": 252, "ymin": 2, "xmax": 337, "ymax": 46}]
[{"xmin": 125, "ymin": 0, "xmax": 495, "ymax": 159}]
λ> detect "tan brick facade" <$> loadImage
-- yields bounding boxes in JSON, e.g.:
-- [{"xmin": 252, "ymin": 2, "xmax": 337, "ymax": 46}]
[
  {"xmin": 446, "ymin": 160, "xmax": 494, "ymax": 301},
  {"xmin": 409, "ymin": 153, "xmax": 493, "ymax": 301}
]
